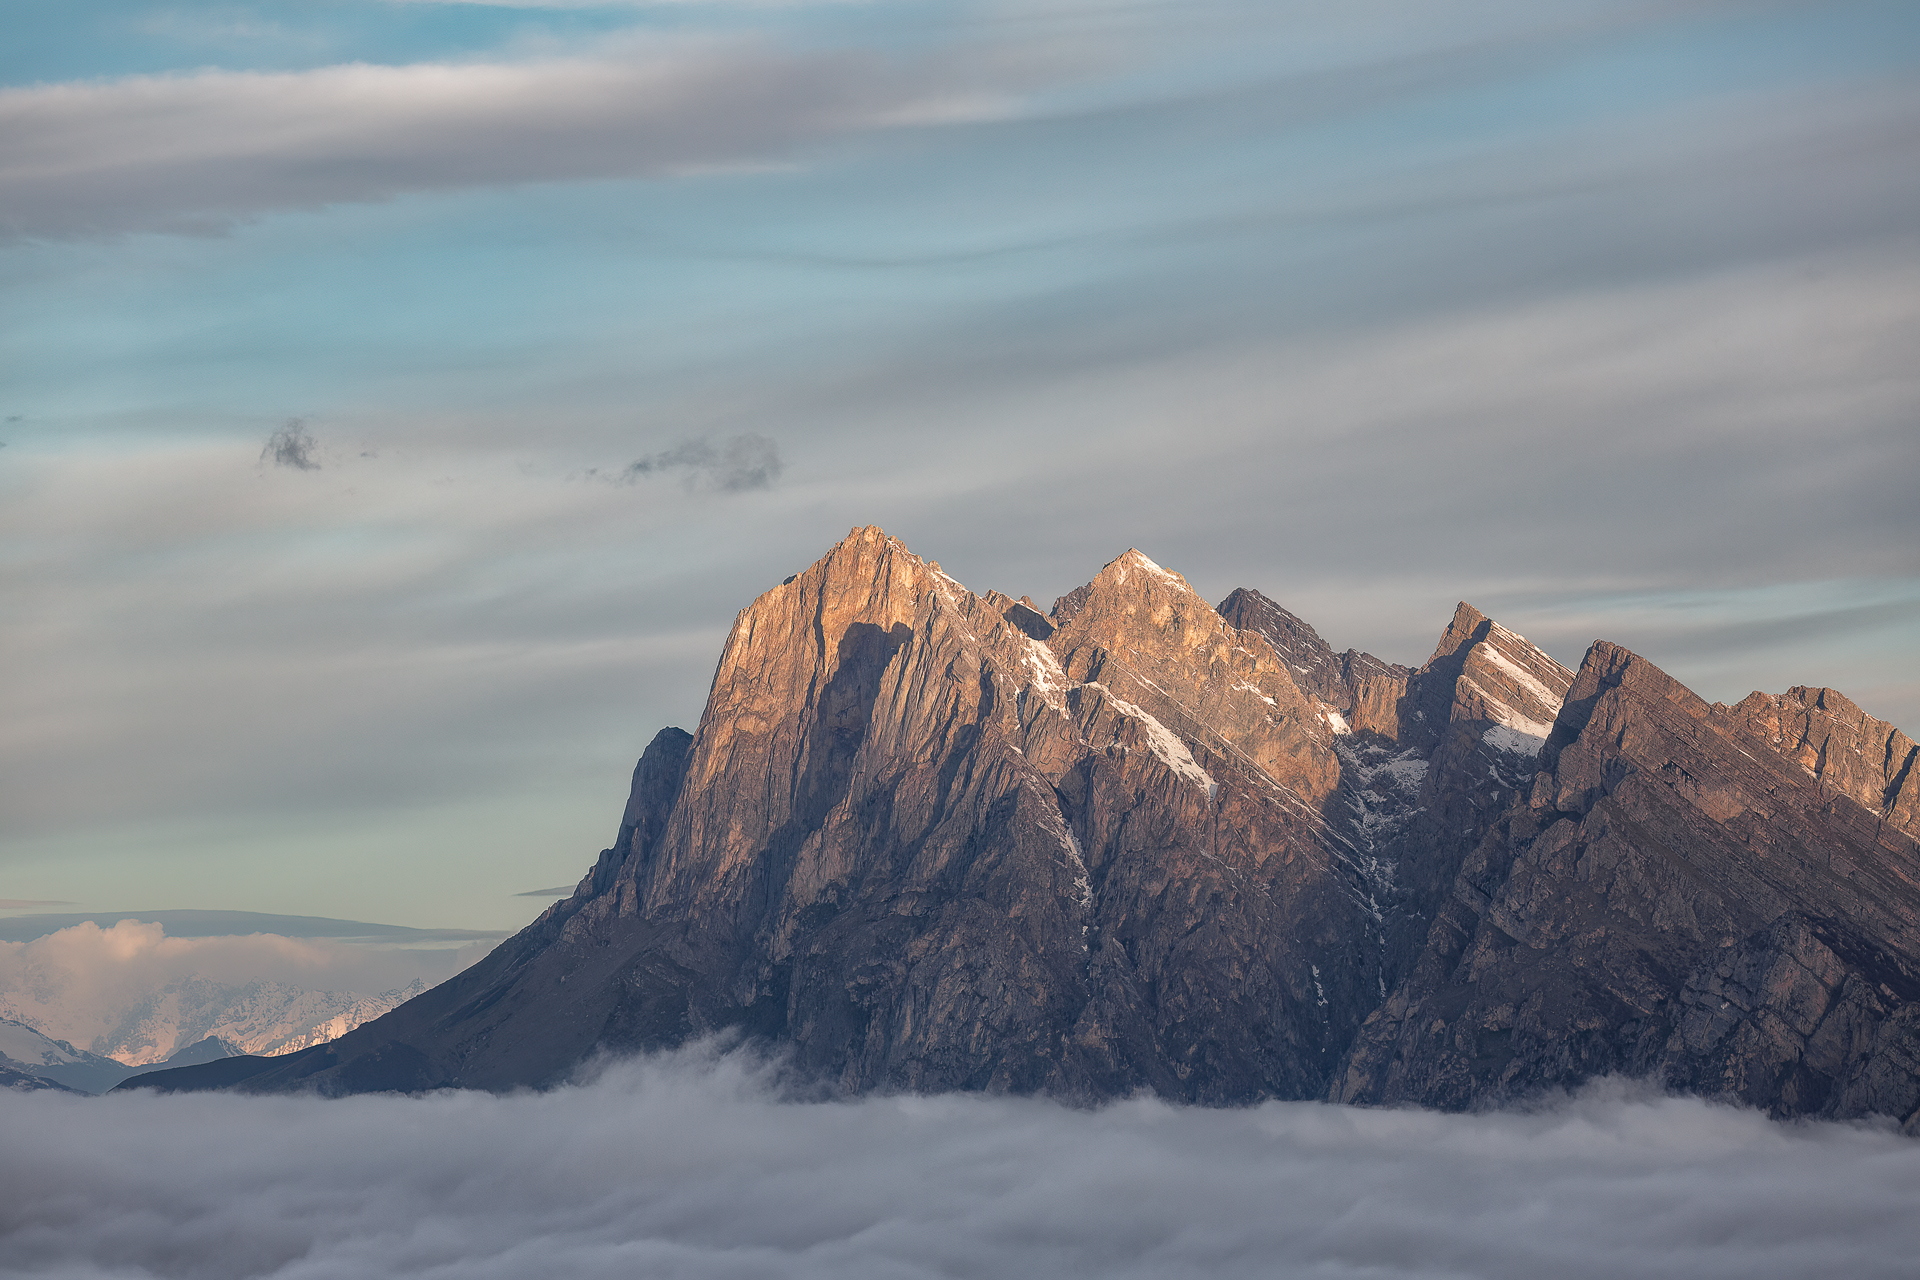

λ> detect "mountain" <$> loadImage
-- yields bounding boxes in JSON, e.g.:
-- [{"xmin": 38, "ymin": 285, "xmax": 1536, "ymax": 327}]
[
  {"xmin": 129, "ymin": 528, "xmax": 1920, "ymax": 1127},
  {"xmin": 85, "ymin": 977, "xmax": 434, "ymax": 1065},
  {"xmin": 0, "ymin": 1017, "xmax": 244, "ymax": 1093},
  {"xmin": 0, "ymin": 1017, "xmax": 135, "ymax": 1094},
  {"xmin": 1, "ymin": 1064, "xmax": 85, "ymax": 1094},
  {"xmin": 1, "ymin": 965, "xmax": 435, "ymax": 1066}
]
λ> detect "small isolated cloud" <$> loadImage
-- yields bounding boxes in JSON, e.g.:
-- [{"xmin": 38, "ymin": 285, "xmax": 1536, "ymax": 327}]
[
  {"xmin": 514, "ymin": 885, "xmax": 579, "ymax": 897},
  {"xmin": 9, "ymin": 1046, "xmax": 1920, "ymax": 1278},
  {"xmin": 260, "ymin": 419, "xmax": 320, "ymax": 471},
  {"xmin": 605, "ymin": 433, "xmax": 783, "ymax": 491}
]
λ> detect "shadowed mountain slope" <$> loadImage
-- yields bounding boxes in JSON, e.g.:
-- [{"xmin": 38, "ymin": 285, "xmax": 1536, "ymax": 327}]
[{"xmin": 1334, "ymin": 642, "xmax": 1920, "ymax": 1124}]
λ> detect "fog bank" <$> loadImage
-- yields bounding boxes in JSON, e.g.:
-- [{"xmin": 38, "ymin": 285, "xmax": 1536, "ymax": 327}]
[{"xmin": 4, "ymin": 1045, "xmax": 1918, "ymax": 1279}]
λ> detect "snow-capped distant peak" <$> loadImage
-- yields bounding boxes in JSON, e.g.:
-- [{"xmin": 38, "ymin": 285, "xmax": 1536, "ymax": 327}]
[
  {"xmin": 0, "ymin": 1017, "xmax": 137, "ymax": 1094},
  {"xmin": 0, "ymin": 1016, "xmax": 90, "ymax": 1068}
]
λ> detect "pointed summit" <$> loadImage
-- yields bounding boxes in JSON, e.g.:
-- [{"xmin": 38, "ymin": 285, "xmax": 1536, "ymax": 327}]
[
  {"xmin": 1105, "ymin": 548, "xmax": 1193, "ymax": 591},
  {"xmin": 1426, "ymin": 602, "xmax": 1491, "ymax": 667},
  {"xmin": 1051, "ymin": 549, "xmax": 1194, "ymax": 625},
  {"xmin": 1047, "ymin": 548, "xmax": 1341, "ymax": 801}
]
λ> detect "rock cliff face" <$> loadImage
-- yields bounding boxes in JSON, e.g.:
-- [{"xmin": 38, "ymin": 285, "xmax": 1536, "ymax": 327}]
[
  {"xmin": 1333, "ymin": 642, "xmax": 1920, "ymax": 1125},
  {"xmin": 1720, "ymin": 685, "xmax": 1920, "ymax": 834},
  {"xmin": 130, "ymin": 529, "xmax": 1920, "ymax": 1126}
]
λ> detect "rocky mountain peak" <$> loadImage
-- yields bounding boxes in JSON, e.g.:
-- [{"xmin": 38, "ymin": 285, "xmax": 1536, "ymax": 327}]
[
  {"xmin": 1046, "ymin": 551, "xmax": 1339, "ymax": 804},
  {"xmin": 1717, "ymin": 685, "xmax": 1919, "ymax": 838},
  {"xmin": 132, "ymin": 531, "xmax": 1920, "ymax": 1132},
  {"xmin": 1104, "ymin": 548, "xmax": 1192, "ymax": 591},
  {"xmin": 1427, "ymin": 601, "xmax": 1491, "ymax": 663},
  {"xmin": 1214, "ymin": 588, "xmax": 1343, "ymax": 705},
  {"xmin": 1448, "ymin": 614, "xmax": 1572, "ymax": 755},
  {"xmin": 1214, "ymin": 587, "xmax": 1418, "ymax": 740}
]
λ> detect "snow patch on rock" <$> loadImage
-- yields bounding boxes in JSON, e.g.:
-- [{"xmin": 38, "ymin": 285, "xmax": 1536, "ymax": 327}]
[
  {"xmin": 1060, "ymin": 825, "xmax": 1093, "ymax": 912},
  {"xmin": 1477, "ymin": 641, "xmax": 1570, "ymax": 713},
  {"xmin": 1461, "ymin": 677, "xmax": 1557, "ymax": 740},
  {"xmin": 1116, "ymin": 549, "xmax": 1190, "ymax": 593},
  {"xmin": 1029, "ymin": 781, "xmax": 1094, "ymax": 917},
  {"xmin": 1483, "ymin": 724, "xmax": 1549, "ymax": 757},
  {"xmin": 1021, "ymin": 637, "xmax": 1070, "ymax": 712},
  {"xmin": 1233, "ymin": 680, "xmax": 1277, "ymax": 707},
  {"xmin": 1096, "ymin": 686, "xmax": 1218, "ymax": 801}
]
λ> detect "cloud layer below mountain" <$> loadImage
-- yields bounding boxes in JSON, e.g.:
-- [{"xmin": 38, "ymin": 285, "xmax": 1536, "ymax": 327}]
[{"xmin": 4, "ymin": 1045, "xmax": 1918, "ymax": 1278}]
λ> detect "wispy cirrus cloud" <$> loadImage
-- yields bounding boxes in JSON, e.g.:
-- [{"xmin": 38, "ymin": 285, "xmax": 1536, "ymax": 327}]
[{"xmin": 0, "ymin": 37, "xmax": 1017, "ymax": 242}]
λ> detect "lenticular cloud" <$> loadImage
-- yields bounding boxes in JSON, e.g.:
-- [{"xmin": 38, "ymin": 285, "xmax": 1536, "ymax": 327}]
[{"xmin": 3, "ymin": 1045, "xmax": 1919, "ymax": 1279}]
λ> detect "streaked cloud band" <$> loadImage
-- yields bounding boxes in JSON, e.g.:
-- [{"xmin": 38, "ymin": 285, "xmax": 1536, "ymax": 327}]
[{"xmin": 0, "ymin": 39, "xmax": 1011, "ymax": 240}]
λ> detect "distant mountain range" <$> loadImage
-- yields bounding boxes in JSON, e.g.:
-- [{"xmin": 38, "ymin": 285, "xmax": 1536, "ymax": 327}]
[
  {"xmin": 131, "ymin": 528, "xmax": 1920, "ymax": 1128},
  {"xmin": 0, "ymin": 975, "xmax": 433, "ymax": 1070},
  {"xmin": 0, "ymin": 910, "xmax": 499, "ymax": 1071},
  {"xmin": 0, "ymin": 1016, "xmax": 238, "ymax": 1094}
]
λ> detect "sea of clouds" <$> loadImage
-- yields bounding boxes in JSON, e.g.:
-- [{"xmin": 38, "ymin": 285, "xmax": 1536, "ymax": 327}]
[{"xmin": 4, "ymin": 1043, "xmax": 1919, "ymax": 1279}]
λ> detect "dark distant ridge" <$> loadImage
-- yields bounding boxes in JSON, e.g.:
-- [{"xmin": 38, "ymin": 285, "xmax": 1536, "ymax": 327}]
[
  {"xmin": 1, "ymin": 1064, "xmax": 84, "ymax": 1094},
  {"xmin": 2, "ymin": 1021, "xmax": 245, "ymax": 1095},
  {"xmin": 0, "ymin": 910, "xmax": 506, "ymax": 946},
  {"xmin": 116, "ymin": 1049, "xmax": 300, "ymax": 1095}
]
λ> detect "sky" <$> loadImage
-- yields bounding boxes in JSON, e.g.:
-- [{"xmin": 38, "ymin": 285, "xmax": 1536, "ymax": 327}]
[
  {"xmin": 7, "ymin": 1047, "xmax": 1920, "ymax": 1277},
  {"xmin": 2, "ymin": 0, "xmax": 1916, "ymax": 933}
]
